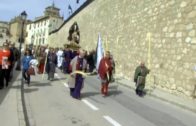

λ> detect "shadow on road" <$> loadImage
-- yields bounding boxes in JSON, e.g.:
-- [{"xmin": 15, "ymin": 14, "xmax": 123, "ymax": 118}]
[
  {"xmin": 0, "ymin": 69, "xmax": 21, "ymax": 105},
  {"xmin": 107, "ymin": 85, "xmax": 123, "ymax": 97},
  {"xmin": 29, "ymin": 82, "xmax": 52, "ymax": 87},
  {"xmin": 52, "ymin": 78, "xmax": 67, "ymax": 81},
  {"xmin": 24, "ymin": 88, "xmax": 39, "ymax": 93},
  {"xmin": 108, "ymin": 90, "xmax": 123, "ymax": 97},
  {"xmin": 82, "ymin": 92, "xmax": 100, "ymax": 98},
  {"xmin": 109, "ymin": 85, "xmax": 119, "ymax": 90}
]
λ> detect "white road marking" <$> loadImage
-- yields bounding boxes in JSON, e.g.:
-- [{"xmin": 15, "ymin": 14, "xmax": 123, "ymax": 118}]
[
  {"xmin": 103, "ymin": 116, "xmax": 122, "ymax": 126},
  {"xmin": 63, "ymin": 82, "xmax": 69, "ymax": 88},
  {"xmin": 82, "ymin": 99, "xmax": 99, "ymax": 111}
]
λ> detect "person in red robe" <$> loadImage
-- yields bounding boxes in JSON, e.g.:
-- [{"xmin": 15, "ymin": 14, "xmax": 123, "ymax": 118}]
[
  {"xmin": 98, "ymin": 51, "xmax": 112, "ymax": 96},
  {"xmin": 37, "ymin": 46, "xmax": 46, "ymax": 74}
]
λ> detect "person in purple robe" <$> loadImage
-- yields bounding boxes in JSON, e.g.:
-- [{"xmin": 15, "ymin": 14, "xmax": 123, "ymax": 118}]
[{"xmin": 68, "ymin": 49, "xmax": 87, "ymax": 99}]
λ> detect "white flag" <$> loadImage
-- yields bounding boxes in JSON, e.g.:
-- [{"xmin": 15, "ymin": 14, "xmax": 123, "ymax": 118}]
[{"xmin": 96, "ymin": 33, "xmax": 104, "ymax": 70}]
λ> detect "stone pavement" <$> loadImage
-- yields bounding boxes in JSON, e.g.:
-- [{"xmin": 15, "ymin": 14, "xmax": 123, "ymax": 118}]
[
  {"xmin": 0, "ymin": 70, "xmax": 25, "ymax": 126},
  {"xmin": 116, "ymin": 77, "xmax": 196, "ymax": 113}
]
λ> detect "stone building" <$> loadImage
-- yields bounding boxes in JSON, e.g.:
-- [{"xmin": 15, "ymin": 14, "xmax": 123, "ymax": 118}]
[
  {"xmin": 48, "ymin": 0, "xmax": 196, "ymax": 98},
  {"xmin": 9, "ymin": 16, "xmax": 30, "ymax": 45},
  {"xmin": 25, "ymin": 3, "xmax": 63, "ymax": 46},
  {"xmin": 0, "ymin": 21, "xmax": 10, "ymax": 45}
]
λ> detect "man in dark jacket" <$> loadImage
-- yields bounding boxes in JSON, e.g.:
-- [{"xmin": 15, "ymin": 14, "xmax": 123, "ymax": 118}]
[{"xmin": 134, "ymin": 62, "xmax": 150, "ymax": 97}]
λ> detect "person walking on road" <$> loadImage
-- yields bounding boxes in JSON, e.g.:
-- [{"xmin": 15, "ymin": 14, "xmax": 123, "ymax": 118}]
[
  {"xmin": 68, "ymin": 49, "xmax": 87, "ymax": 99},
  {"xmin": 22, "ymin": 49, "xmax": 33, "ymax": 85},
  {"xmin": 98, "ymin": 51, "xmax": 113, "ymax": 96},
  {"xmin": 134, "ymin": 61, "xmax": 150, "ymax": 97},
  {"xmin": 46, "ymin": 48, "xmax": 57, "ymax": 81}
]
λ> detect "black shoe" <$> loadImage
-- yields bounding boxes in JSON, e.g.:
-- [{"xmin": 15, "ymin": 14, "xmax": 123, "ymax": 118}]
[
  {"xmin": 27, "ymin": 80, "xmax": 30, "ymax": 84},
  {"xmin": 138, "ymin": 91, "xmax": 144, "ymax": 97},
  {"xmin": 135, "ymin": 89, "xmax": 139, "ymax": 95},
  {"xmin": 24, "ymin": 80, "xmax": 28, "ymax": 83}
]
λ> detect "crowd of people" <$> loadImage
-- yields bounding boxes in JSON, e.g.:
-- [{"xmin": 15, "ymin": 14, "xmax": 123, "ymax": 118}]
[
  {"xmin": 28, "ymin": 44, "xmax": 116, "ymax": 99},
  {"xmin": 0, "ymin": 40, "xmax": 149, "ymax": 98}
]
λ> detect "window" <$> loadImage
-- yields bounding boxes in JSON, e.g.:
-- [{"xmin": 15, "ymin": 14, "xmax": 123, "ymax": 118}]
[
  {"xmin": 39, "ymin": 38, "xmax": 41, "ymax": 45},
  {"xmin": 26, "ymin": 32, "xmax": 28, "ymax": 37},
  {"xmin": 0, "ymin": 34, "xmax": 3, "ymax": 38},
  {"xmin": 42, "ymin": 38, "xmax": 45, "ymax": 44}
]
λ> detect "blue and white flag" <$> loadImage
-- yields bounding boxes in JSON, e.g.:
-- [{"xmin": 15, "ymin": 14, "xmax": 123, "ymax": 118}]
[{"xmin": 96, "ymin": 33, "xmax": 104, "ymax": 70}]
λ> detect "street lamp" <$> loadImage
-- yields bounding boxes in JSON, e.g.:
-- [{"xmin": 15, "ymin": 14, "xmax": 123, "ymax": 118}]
[{"xmin": 16, "ymin": 11, "xmax": 27, "ymax": 71}]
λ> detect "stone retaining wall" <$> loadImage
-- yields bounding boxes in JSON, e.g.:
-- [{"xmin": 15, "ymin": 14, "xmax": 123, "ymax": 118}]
[{"xmin": 49, "ymin": 0, "xmax": 196, "ymax": 98}]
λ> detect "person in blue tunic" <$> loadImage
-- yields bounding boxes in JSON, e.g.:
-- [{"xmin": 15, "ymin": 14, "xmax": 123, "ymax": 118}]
[{"xmin": 22, "ymin": 49, "xmax": 33, "ymax": 85}]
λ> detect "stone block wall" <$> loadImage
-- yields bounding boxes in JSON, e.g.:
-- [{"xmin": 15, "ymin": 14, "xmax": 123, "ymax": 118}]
[{"xmin": 48, "ymin": 0, "xmax": 196, "ymax": 98}]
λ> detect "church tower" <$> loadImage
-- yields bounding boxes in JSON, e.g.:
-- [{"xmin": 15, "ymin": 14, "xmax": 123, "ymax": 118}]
[{"xmin": 44, "ymin": 1, "xmax": 61, "ymax": 18}]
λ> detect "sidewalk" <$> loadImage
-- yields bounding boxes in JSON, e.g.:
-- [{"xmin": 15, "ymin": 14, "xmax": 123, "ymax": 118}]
[
  {"xmin": 116, "ymin": 77, "xmax": 196, "ymax": 113},
  {"xmin": 0, "ymin": 70, "xmax": 25, "ymax": 126}
]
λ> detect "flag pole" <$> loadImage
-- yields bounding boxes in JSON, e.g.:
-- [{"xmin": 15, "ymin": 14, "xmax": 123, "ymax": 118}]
[
  {"xmin": 147, "ymin": 32, "xmax": 154, "ymax": 93},
  {"xmin": 104, "ymin": 36, "xmax": 110, "ymax": 81}
]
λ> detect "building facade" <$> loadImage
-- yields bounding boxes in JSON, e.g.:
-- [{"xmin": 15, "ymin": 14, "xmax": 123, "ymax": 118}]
[
  {"xmin": 0, "ymin": 21, "xmax": 10, "ymax": 45},
  {"xmin": 9, "ymin": 16, "xmax": 30, "ymax": 46},
  {"xmin": 26, "ymin": 3, "xmax": 63, "ymax": 46}
]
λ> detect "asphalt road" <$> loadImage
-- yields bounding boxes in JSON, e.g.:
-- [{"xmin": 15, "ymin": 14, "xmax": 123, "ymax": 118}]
[{"xmin": 24, "ymin": 71, "xmax": 196, "ymax": 126}]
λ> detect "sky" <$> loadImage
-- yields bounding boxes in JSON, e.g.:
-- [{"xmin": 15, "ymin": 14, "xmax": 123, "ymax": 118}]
[{"xmin": 0, "ymin": 0, "xmax": 87, "ymax": 22}]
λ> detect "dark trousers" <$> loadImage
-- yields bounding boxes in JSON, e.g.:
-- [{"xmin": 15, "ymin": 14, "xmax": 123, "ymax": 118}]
[
  {"xmin": 70, "ymin": 88, "xmax": 75, "ymax": 96},
  {"xmin": 0, "ymin": 66, "xmax": 3, "ymax": 88},
  {"xmin": 9, "ymin": 64, "xmax": 14, "ymax": 79},
  {"xmin": 88, "ymin": 65, "xmax": 95, "ymax": 72},
  {"xmin": 135, "ymin": 83, "xmax": 145, "ymax": 96},
  {"xmin": 0, "ymin": 66, "xmax": 10, "ymax": 88},
  {"xmin": 22, "ymin": 69, "xmax": 30, "ymax": 84}
]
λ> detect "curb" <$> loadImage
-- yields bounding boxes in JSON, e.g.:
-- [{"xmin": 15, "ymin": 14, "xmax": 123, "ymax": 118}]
[
  {"xmin": 16, "ymin": 76, "xmax": 26, "ymax": 126},
  {"xmin": 21, "ymin": 78, "xmax": 31, "ymax": 126},
  {"xmin": 23, "ymin": 86, "xmax": 36, "ymax": 126},
  {"xmin": 148, "ymin": 93, "xmax": 196, "ymax": 113},
  {"xmin": 17, "ymin": 72, "xmax": 35, "ymax": 126}
]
